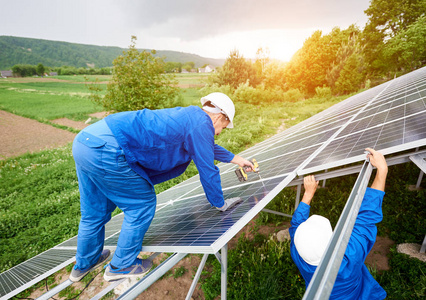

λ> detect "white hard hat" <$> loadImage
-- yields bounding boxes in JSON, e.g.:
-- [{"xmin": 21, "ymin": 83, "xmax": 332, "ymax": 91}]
[
  {"xmin": 200, "ymin": 92, "xmax": 235, "ymax": 128},
  {"xmin": 294, "ymin": 215, "xmax": 333, "ymax": 266}
]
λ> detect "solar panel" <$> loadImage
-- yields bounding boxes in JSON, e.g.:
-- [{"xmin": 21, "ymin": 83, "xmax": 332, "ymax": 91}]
[
  {"xmin": 301, "ymin": 68, "xmax": 426, "ymax": 174},
  {"xmin": 0, "ymin": 249, "xmax": 76, "ymax": 299},
  {"xmin": 1, "ymin": 66, "xmax": 425, "ymax": 299}
]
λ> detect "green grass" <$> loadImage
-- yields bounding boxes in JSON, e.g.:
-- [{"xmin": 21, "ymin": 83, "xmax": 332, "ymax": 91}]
[
  {"xmin": 174, "ymin": 73, "xmax": 209, "ymax": 85},
  {"xmin": 0, "ymin": 81, "xmax": 94, "ymax": 94},
  {"xmin": 56, "ymin": 75, "xmax": 112, "ymax": 82},
  {"xmin": 0, "ymin": 145, "xmax": 81, "ymax": 272},
  {"xmin": 0, "ymin": 85, "xmax": 102, "ymax": 120},
  {"xmin": 1, "ymin": 81, "xmax": 425, "ymax": 298}
]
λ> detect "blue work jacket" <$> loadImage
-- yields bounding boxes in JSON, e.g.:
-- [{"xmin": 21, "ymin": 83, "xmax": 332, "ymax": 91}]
[
  {"xmin": 105, "ymin": 106, "xmax": 235, "ymax": 208},
  {"xmin": 289, "ymin": 188, "xmax": 387, "ymax": 300}
]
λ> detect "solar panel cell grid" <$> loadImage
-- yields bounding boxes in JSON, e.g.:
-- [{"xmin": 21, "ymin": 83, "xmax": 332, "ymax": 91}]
[{"xmin": 2, "ymin": 67, "xmax": 425, "ymax": 299}]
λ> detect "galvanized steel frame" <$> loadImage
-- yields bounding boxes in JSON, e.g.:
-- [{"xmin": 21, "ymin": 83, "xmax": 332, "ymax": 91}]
[{"xmin": 302, "ymin": 160, "xmax": 373, "ymax": 300}]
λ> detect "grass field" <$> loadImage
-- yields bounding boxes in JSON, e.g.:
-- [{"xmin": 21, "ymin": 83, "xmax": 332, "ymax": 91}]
[
  {"xmin": 0, "ymin": 75, "xmax": 425, "ymax": 299},
  {"xmin": 0, "ymin": 77, "xmax": 103, "ymax": 121}
]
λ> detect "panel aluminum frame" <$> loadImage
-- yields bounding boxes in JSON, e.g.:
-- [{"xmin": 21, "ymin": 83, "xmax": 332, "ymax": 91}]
[{"xmin": 302, "ymin": 161, "xmax": 373, "ymax": 300}]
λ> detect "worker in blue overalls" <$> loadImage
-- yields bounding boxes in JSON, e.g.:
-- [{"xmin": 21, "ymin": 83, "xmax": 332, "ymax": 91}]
[
  {"xmin": 69, "ymin": 92, "xmax": 254, "ymax": 282},
  {"xmin": 290, "ymin": 148, "xmax": 387, "ymax": 299}
]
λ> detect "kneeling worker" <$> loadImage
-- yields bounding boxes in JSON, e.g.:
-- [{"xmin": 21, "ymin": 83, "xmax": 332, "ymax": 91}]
[
  {"xmin": 290, "ymin": 148, "xmax": 387, "ymax": 299},
  {"xmin": 69, "ymin": 92, "xmax": 254, "ymax": 282}
]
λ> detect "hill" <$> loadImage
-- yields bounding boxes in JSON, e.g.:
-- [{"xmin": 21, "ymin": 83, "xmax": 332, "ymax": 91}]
[{"xmin": 0, "ymin": 36, "xmax": 224, "ymax": 69}]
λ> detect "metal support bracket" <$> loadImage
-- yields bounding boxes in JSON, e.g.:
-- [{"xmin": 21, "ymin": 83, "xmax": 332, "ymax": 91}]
[
  {"xmin": 36, "ymin": 279, "xmax": 73, "ymax": 300},
  {"xmin": 409, "ymin": 154, "xmax": 426, "ymax": 173},
  {"xmin": 185, "ymin": 254, "xmax": 209, "ymax": 300},
  {"xmin": 302, "ymin": 161, "xmax": 373, "ymax": 300},
  {"xmin": 117, "ymin": 253, "xmax": 187, "ymax": 300},
  {"xmin": 420, "ymin": 235, "xmax": 426, "ymax": 254},
  {"xmin": 214, "ymin": 252, "xmax": 222, "ymax": 266},
  {"xmin": 262, "ymin": 208, "xmax": 293, "ymax": 218},
  {"xmin": 221, "ymin": 244, "xmax": 228, "ymax": 300},
  {"xmin": 295, "ymin": 184, "xmax": 302, "ymax": 209}
]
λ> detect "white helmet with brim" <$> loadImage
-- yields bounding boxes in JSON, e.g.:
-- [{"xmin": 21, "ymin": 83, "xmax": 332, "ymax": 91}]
[
  {"xmin": 294, "ymin": 215, "xmax": 333, "ymax": 266},
  {"xmin": 201, "ymin": 92, "xmax": 235, "ymax": 128}
]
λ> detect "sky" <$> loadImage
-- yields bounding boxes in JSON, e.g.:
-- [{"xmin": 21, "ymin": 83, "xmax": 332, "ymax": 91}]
[{"xmin": 0, "ymin": 0, "xmax": 372, "ymax": 62}]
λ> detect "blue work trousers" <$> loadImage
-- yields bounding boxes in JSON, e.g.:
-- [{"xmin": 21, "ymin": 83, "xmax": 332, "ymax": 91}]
[{"xmin": 72, "ymin": 120, "xmax": 156, "ymax": 270}]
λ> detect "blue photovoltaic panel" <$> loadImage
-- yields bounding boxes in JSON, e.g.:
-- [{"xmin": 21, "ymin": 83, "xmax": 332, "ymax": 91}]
[
  {"xmin": 2, "ymin": 67, "xmax": 425, "ymax": 299},
  {"xmin": 0, "ymin": 249, "xmax": 76, "ymax": 299},
  {"xmin": 301, "ymin": 67, "xmax": 426, "ymax": 174}
]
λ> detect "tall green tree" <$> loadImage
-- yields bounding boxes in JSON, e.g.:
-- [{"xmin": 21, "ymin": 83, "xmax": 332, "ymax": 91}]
[
  {"xmin": 284, "ymin": 26, "xmax": 359, "ymax": 94},
  {"xmin": 212, "ymin": 49, "xmax": 259, "ymax": 89},
  {"xmin": 362, "ymin": 0, "xmax": 426, "ymax": 74},
  {"xmin": 36, "ymin": 63, "xmax": 45, "ymax": 76},
  {"xmin": 382, "ymin": 15, "xmax": 426, "ymax": 72},
  {"xmin": 327, "ymin": 34, "xmax": 366, "ymax": 95},
  {"xmin": 88, "ymin": 36, "xmax": 179, "ymax": 112},
  {"xmin": 254, "ymin": 47, "xmax": 270, "ymax": 82}
]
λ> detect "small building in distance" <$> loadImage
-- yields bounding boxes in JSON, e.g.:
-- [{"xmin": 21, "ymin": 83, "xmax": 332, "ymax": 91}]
[
  {"xmin": 0, "ymin": 70, "xmax": 13, "ymax": 78},
  {"xmin": 49, "ymin": 72, "xmax": 58, "ymax": 76},
  {"xmin": 198, "ymin": 65, "xmax": 215, "ymax": 73}
]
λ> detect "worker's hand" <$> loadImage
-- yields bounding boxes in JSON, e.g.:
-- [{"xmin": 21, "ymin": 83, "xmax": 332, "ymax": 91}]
[
  {"xmin": 217, "ymin": 197, "xmax": 243, "ymax": 212},
  {"xmin": 365, "ymin": 148, "xmax": 388, "ymax": 173},
  {"xmin": 301, "ymin": 175, "xmax": 319, "ymax": 205},
  {"xmin": 231, "ymin": 155, "xmax": 254, "ymax": 172},
  {"xmin": 365, "ymin": 148, "xmax": 388, "ymax": 191}
]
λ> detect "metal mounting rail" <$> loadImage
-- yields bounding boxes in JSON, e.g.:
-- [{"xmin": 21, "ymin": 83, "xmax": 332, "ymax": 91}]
[
  {"xmin": 302, "ymin": 160, "xmax": 373, "ymax": 300},
  {"xmin": 117, "ymin": 253, "xmax": 187, "ymax": 300}
]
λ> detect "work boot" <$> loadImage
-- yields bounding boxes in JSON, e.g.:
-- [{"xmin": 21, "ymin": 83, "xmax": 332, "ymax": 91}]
[
  {"xmin": 69, "ymin": 249, "xmax": 111, "ymax": 282},
  {"xmin": 103, "ymin": 258, "xmax": 152, "ymax": 281}
]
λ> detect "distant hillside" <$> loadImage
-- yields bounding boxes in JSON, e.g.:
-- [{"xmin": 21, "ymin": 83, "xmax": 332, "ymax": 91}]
[{"xmin": 0, "ymin": 36, "xmax": 224, "ymax": 69}]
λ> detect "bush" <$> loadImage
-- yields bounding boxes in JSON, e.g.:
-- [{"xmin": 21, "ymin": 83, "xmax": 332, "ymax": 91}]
[
  {"xmin": 234, "ymin": 82, "xmax": 269, "ymax": 105},
  {"xmin": 210, "ymin": 50, "xmax": 260, "ymax": 89},
  {"xmin": 88, "ymin": 36, "xmax": 179, "ymax": 112},
  {"xmin": 315, "ymin": 86, "xmax": 332, "ymax": 99},
  {"xmin": 199, "ymin": 84, "xmax": 234, "ymax": 99},
  {"xmin": 282, "ymin": 88, "xmax": 305, "ymax": 102}
]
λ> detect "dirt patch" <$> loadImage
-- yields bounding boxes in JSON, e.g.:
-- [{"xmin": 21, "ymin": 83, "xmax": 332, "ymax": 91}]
[
  {"xmin": 365, "ymin": 236, "xmax": 395, "ymax": 271},
  {"xmin": 0, "ymin": 110, "xmax": 76, "ymax": 159},
  {"xmin": 174, "ymin": 83, "xmax": 205, "ymax": 88},
  {"xmin": 51, "ymin": 118, "xmax": 90, "ymax": 130},
  {"xmin": 50, "ymin": 112, "xmax": 109, "ymax": 132},
  {"xmin": 89, "ymin": 111, "xmax": 109, "ymax": 119},
  {"xmin": 135, "ymin": 254, "xmax": 205, "ymax": 300}
]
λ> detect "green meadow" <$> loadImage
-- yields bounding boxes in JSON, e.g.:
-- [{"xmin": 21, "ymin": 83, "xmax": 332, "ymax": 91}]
[{"xmin": 0, "ymin": 74, "xmax": 424, "ymax": 299}]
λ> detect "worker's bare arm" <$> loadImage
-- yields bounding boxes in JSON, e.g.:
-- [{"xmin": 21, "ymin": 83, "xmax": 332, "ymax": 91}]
[
  {"xmin": 231, "ymin": 155, "xmax": 254, "ymax": 171},
  {"xmin": 301, "ymin": 175, "xmax": 319, "ymax": 206},
  {"xmin": 365, "ymin": 148, "xmax": 388, "ymax": 192}
]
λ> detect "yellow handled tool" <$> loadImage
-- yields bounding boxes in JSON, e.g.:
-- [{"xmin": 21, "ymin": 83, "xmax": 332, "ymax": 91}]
[{"xmin": 235, "ymin": 159, "xmax": 259, "ymax": 182}]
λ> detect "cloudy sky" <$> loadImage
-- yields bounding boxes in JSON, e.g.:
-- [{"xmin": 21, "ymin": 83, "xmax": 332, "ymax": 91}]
[{"xmin": 1, "ymin": 0, "xmax": 371, "ymax": 61}]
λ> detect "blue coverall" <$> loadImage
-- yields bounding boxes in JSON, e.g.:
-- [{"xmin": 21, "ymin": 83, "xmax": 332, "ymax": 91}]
[
  {"xmin": 289, "ymin": 188, "xmax": 387, "ymax": 299},
  {"xmin": 72, "ymin": 106, "xmax": 235, "ymax": 270}
]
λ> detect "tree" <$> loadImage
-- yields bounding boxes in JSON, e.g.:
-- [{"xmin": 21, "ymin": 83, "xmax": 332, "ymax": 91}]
[
  {"xmin": 262, "ymin": 60, "xmax": 287, "ymax": 89},
  {"xmin": 254, "ymin": 47, "xmax": 270, "ymax": 81},
  {"xmin": 362, "ymin": 0, "xmax": 426, "ymax": 74},
  {"xmin": 36, "ymin": 63, "xmax": 45, "ymax": 76},
  {"xmin": 182, "ymin": 61, "xmax": 195, "ymax": 72},
  {"xmin": 382, "ymin": 15, "xmax": 426, "ymax": 72},
  {"xmin": 284, "ymin": 26, "xmax": 359, "ymax": 94},
  {"xmin": 212, "ymin": 49, "xmax": 259, "ymax": 89},
  {"xmin": 327, "ymin": 33, "xmax": 366, "ymax": 94},
  {"xmin": 88, "ymin": 36, "xmax": 179, "ymax": 112},
  {"xmin": 11, "ymin": 64, "xmax": 36, "ymax": 77},
  {"xmin": 164, "ymin": 61, "xmax": 181, "ymax": 73}
]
